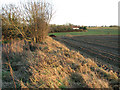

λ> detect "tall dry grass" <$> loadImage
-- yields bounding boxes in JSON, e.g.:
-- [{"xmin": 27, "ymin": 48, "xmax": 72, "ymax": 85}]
[{"xmin": 2, "ymin": 36, "xmax": 119, "ymax": 88}]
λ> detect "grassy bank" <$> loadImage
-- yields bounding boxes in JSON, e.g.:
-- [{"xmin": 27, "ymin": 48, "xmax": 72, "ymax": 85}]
[
  {"xmin": 2, "ymin": 36, "xmax": 118, "ymax": 88},
  {"xmin": 49, "ymin": 27, "xmax": 119, "ymax": 36}
]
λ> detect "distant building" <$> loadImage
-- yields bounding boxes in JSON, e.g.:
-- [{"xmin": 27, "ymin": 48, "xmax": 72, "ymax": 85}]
[{"xmin": 72, "ymin": 26, "xmax": 79, "ymax": 30}]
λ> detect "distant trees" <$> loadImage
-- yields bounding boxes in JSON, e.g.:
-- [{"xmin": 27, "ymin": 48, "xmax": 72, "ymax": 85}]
[
  {"xmin": 109, "ymin": 25, "xmax": 118, "ymax": 27},
  {"xmin": 79, "ymin": 26, "xmax": 87, "ymax": 30},
  {"xmin": 2, "ymin": 0, "xmax": 53, "ymax": 43},
  {"xmin": 49, "ymin": 24, "xmax": 87, "ymax": 33},
  {"xmin": 83, "ymin": 26, "xmax": 87, "ymax": 30},
  {"xmin": 50, "ymin": 24, "xmax": 73, "ymax": 33}
]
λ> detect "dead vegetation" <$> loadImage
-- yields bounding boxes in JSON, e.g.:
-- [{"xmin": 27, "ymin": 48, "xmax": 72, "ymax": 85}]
[
  {"xmin": 2, "ymin": 0, "xmax": 53, "ymax": 43},
  {"xmin": 2, "ymin": 36, "xmax": 119, "ymax": 89}
]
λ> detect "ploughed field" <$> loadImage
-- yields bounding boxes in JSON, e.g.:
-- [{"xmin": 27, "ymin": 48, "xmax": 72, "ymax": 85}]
[{"xmin": 54, "ymin": 35, "xmax": 120, "ymax": 74}]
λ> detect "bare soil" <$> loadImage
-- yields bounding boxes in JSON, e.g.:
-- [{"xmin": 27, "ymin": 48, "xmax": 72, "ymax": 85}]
[{"xmin": 54, "ymin": 35, "xmax": 120, "ymax": 74}]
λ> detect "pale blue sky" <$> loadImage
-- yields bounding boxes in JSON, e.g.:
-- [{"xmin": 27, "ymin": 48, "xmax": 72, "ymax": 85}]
[{"xmin": 1, "ymin": 0, "xmax": 119, "ymax": 26}]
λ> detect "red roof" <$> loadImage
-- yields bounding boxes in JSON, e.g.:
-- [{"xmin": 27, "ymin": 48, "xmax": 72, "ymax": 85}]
[{"xmin": 72, "ymin": 26, "xmax": 79, "ymax": 28}]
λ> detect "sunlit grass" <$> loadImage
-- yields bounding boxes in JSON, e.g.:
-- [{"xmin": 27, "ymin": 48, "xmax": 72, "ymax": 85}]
[{"xmin": 2, "ymin": 36, "xmax": 118, "ymax": 88}]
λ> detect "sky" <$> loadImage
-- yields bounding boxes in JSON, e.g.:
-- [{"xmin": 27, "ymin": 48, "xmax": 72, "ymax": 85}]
[{"xmin": 0, "ymin": 0, "xmax": 120, "ymax": 26}]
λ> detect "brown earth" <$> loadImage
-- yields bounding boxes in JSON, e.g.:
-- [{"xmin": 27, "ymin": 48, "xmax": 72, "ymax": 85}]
[{"xmin": 54, "ymin": 35, "xmax": 120, "ymax": 75}]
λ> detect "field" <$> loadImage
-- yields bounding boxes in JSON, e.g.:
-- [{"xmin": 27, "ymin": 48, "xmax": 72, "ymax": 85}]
[
  {"xmin": 54, "ymin": 35, "xmax": 120, "ymax": 74},
  {"xmin": 2, "ymin": 0, "xmax": 119, "ymax": 88},
  {"xmin": 49, "ymin": 27, "xmax": 119, "ymax": 36},
  {"xmin": 2, "ymin": 36, "xmax": 119, "ymax": 88},
  {"xmin": 2, "ymin": 27, "xmax": 119, "ymax": 88}
]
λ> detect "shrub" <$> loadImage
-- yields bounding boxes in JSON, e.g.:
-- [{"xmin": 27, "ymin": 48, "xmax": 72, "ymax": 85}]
[
  {"xmin": 2, "ymin": 0, "xmax": 53, "ymax": 43},
  {"xmin": 83, "ymin": 26, "xmax": 87, "ymax": 30}
]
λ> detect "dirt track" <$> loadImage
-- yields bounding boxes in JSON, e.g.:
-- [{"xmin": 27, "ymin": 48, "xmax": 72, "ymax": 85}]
[{"xmin": 54, "ymin": 35, "xmax": 120, "ymax": 73}]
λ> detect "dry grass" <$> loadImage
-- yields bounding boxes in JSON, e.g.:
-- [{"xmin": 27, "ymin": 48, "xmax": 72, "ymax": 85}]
[{"xmin": 2, "ymin": 36, "xmax": 118, "ymax": 88}]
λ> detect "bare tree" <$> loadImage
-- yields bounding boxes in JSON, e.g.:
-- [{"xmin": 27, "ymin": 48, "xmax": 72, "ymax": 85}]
[
  {"xmin": 2, "ymin": 0, "xmax": 53, "ymax": 43},
  {"xmin": 2, "ymin": 4, "xmax": 25, "ymax": 40}
]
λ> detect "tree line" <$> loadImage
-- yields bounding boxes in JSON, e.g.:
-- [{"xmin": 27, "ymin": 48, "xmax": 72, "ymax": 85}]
[{"xmin": 49, "ymin": 24, "xmax": 87, "ymax": 33}]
